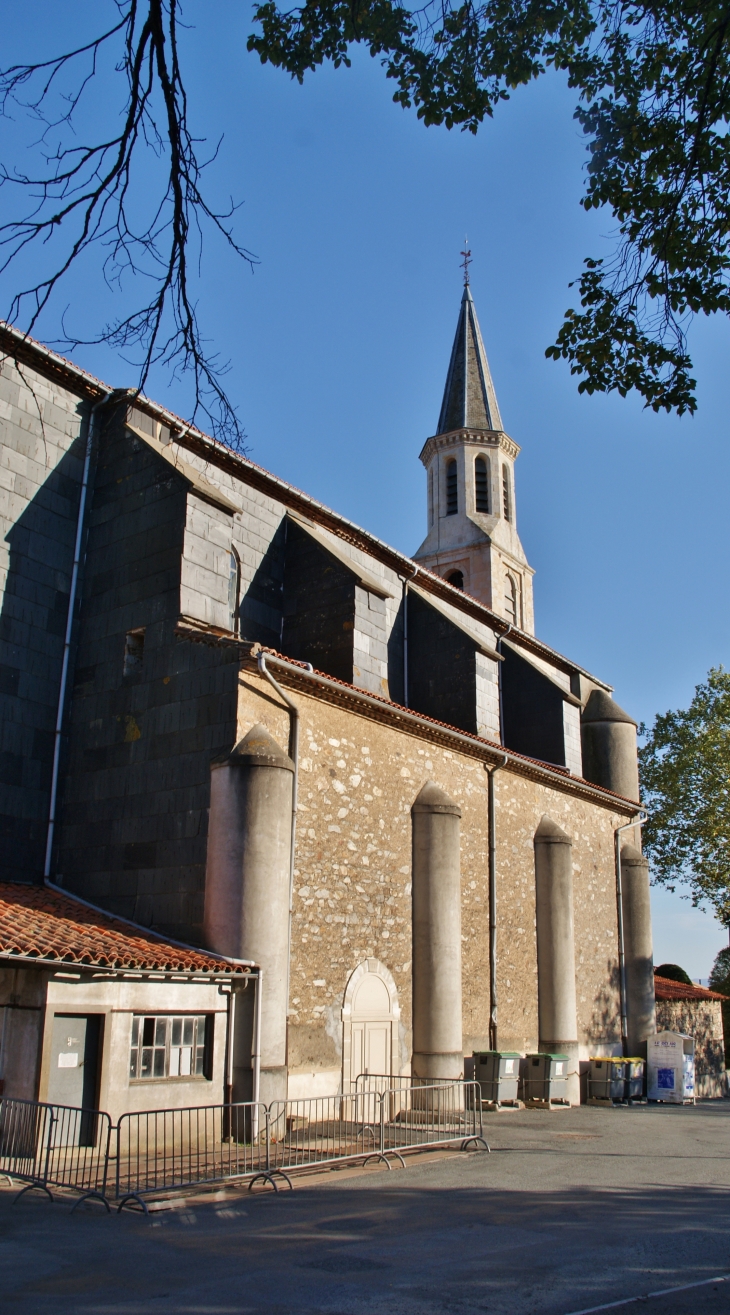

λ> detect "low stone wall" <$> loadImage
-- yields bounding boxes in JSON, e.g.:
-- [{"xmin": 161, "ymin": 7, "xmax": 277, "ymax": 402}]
[{"xmin": 655, "ymin": 1000, "xmax": 726, "ymax": 1098}]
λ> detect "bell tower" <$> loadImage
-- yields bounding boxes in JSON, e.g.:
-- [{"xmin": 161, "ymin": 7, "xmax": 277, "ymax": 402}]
[{"xmin": 413, "ymin": 277, "xmax": 535, "ymax": 634}]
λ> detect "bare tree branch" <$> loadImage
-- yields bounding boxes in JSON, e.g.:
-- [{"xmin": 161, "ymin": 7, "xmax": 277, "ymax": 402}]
[{"xmin": 0, "ymin": 0, "xmax": 256, "ymax": 447}]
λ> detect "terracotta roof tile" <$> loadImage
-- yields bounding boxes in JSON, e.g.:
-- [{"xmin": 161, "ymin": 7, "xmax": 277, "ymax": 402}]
[
  {"xmin": 654, "ymin": 974, "xmax": 727, "ymax": 1002},
  {"xmin": 0, "ymin": 883, "xmax": 248, "ymax": 975}
]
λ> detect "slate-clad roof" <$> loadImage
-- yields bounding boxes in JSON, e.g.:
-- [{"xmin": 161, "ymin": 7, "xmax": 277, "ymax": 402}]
[
  {"xmin": 437, "ymin": 284, "xmax": 503, "ymax": 434},
  {"xmin": 654, "ymin": 974, "xmax": 726, "ymax": 1002},
  {"xmin": 0, "ymin": 883, "xmax": 249, "ymax": 974}
]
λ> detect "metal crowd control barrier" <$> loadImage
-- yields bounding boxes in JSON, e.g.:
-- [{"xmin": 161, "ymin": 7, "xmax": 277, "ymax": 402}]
[
  {"xmin": 114, "ymin": 1102, "xmax": 272, "ymax": 1211},
  {"xmin": 268, "ymin": 1081, "xmax": 489, "ymax": 1175},
  {"xmin": 0, "ymin": 1096, "xmax": 111, "ymax": 1210},
  {"xmin": 0, "ymin": 1082, "xmax": 489, "ymax": 1211}
]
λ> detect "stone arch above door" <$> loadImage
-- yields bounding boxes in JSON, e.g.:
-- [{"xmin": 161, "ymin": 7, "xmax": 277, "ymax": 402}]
[{"xmin": 341, "ymin": 959, "xmax": 400, "ymax": 1093}]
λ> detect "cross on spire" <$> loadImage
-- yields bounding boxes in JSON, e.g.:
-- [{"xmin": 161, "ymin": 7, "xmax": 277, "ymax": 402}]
[{"xmin": 460, "ymin": 239, "xmax": 472, "ymax": 286}]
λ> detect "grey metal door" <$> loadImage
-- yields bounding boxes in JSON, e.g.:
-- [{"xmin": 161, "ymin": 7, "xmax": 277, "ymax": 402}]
[{"xmin": 46, "ymin": 1016, "xmax": 101, "ymax": 1142}]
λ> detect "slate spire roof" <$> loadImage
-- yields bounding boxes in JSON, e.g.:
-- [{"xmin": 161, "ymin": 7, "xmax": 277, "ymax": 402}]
[{"xmin": 437, "ymin": 283, "xmax": 503, "ymax": 435}]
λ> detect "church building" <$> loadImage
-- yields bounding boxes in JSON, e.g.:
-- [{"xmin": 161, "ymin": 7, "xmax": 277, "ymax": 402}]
[{"xmin": 0, "ymin": 279, "xmax": 655, "ymax": 1116}]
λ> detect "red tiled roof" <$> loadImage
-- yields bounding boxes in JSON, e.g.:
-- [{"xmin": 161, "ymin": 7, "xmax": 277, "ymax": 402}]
[
  {"xmin": 0, "ymin": 883, "xmax": 249, "ymax": 975},
  {"xmin": 654, "ymin": 974, "xmax": 727, "ymax": 1002}
]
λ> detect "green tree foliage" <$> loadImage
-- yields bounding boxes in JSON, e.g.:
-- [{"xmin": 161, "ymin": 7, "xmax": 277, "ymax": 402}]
[
  {"xmin": 709, "ymin": 946, "xmax": 730, "ymax": 1066},
  {"xmin": 639, "ymin": 668, "xmax": 730, "ymax": 923},
  {"xmin": 249, "ymin": 0, "xmax": 730, "ymax": 414},
  {"xmin": 654, "ymin": 962, "xmax": 693, "ymax": 984}
]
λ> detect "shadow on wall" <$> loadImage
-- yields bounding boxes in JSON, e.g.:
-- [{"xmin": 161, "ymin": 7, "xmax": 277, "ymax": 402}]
[
  {"xmin": 587, "ymin": 961, "xmax": 622, "ymax": 1046},
  {"xmin": 0, "ymin": 432, "xmax": 87, "ymax": 881}
]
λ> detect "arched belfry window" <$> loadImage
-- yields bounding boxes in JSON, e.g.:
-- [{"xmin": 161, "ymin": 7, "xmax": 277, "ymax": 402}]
[
  {"xmin": 502, "ymin": 463, "xmax": 512, "ymax": 522},
  {"xmin": 446, "ymin": 569, "xmax": 464, "ymax": 590},
  {"xmin": 228, "ymin": 548, "xmax": 240, "ymax": 634},
  {"xmin": 505, "ymin": 574, "xmax": 517, "ymax": 624},
  {"xmin": 475, "ymin": 456, "xmax": 490, "ymax": 513},
  {"xmin": 446, "ymin": 458, "xmax": 458, "ymax": 516}
]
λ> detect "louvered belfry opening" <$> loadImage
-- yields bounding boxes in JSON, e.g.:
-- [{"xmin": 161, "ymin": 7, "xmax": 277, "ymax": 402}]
[
  {"xmin": 446, "ymin": 459, "xmax": 458, "ymax": 515},
  {"xmin": 475, "ymin": 456, "xmax": 489, "ymax": 513}
]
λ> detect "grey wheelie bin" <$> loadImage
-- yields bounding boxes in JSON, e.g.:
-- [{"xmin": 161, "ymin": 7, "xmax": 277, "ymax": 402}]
[
  {"xmin": 473, "ymin": 1051, "xmax": 521, "ymax": 1105},
  {"xmin": 522, "ymin": 1053, "xmax": 570, "ymax": 1105}
]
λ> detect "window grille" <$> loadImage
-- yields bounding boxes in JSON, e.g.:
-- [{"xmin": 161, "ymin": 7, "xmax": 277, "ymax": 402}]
[
  {"xmin": 446, "ymin": 459, "xmax": 458, "ymax": 515},
  {"xmin": 129, "ymin": 1014, "xmax": 210, "ymax": 1081},
  {"xmin": 502, "ymin": 464, "xmax": 512, "ymax": 522},
  {"xmin": 475, "ymin": 456, "xmax": 489, "ymax": 513}
]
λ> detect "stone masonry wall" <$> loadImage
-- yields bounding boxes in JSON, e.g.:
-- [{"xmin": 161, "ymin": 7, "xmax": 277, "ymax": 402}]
[
  {"xmin": 0, "ymin": 355, "xmax": 88, "ymax": 879},
  {"xmin": 655, "ymin": 999, "xmax": 726, "ymax": 1098},
  {"xmin": 236, "ymin": 666, "xmax": 624, "ymax": 1096}
]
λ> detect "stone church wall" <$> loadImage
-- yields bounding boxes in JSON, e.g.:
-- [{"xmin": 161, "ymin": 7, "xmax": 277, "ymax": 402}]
[
  {"xmin": 0, "ymin": 355, "xmax": 88, "ymax": 879},
  {"xmin": 236, "ymin": 665, "xmax": 624, "ymax": 1098}
]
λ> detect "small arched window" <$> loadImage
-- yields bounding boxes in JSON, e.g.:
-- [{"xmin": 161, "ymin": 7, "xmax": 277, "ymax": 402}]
[
  {"xmin": 502, "ymin": 463, "xmax": 512, "ymax": 522},
  {"xmin": 446, "ymin": 569, "xmax": 464, "ymax": 590},
  {"xmin": 228, "ymin": 548, "xmax": 240, "ymax": 634},
  {"xmin": 428, "ymin": 466, "xmax": 435, "ymax": 527},
  {"xmin": 474, "ymin": 455, "xmax": 490, "ymax": 513},
  {"xmin": 505, "ymin": 574, "xmax": 517, "ymax": 624},
  {"xmin": 446, "ymin": 458, "xmax": 458, "ymax": 515}
]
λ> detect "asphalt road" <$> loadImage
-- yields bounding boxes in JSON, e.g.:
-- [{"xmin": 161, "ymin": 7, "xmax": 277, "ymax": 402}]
[{"xmin": 2, "ymin": 1101, "xmax": 729, "ymax": 1315}]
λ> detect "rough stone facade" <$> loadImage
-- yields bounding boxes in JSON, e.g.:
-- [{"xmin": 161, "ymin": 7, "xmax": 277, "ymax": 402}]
[
  {"xmin": 0, "ymin": 309, "xmax": 646, "ymax": 1111},
  {"xmin": 236, "ymin": 665, "xmax": 624, "ymax": 1098}
]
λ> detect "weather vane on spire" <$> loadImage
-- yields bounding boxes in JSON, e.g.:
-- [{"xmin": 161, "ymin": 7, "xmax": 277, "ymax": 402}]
[{"xmin": 460, "ymin": 238, "xmax": 472, "ymax": 286}]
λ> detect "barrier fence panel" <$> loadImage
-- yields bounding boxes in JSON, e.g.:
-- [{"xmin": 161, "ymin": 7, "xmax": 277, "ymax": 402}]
[
  {"xmin": 267, "ymin": 1095, "xmax": 381, "ymax": 1173},
  {"xmin": 0, "ymin": 1096, "xmax": 111, "ymax": 1199},
  {"xmin": 114, "ymin": 1102, "xmax": 268, "ymax": 1201},
  {"xmin": 1, "ymin": 1085, "xmax": 487, "ymax": 1206},
  {"xmin": 380, "ymin": 1081, "xmax": 487, "ymax": 1155}
]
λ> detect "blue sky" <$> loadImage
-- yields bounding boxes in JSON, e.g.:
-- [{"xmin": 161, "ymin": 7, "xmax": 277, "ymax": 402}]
[{"xmin": 4, "ymin": 3, "xmax": 730, "ymax": 977}]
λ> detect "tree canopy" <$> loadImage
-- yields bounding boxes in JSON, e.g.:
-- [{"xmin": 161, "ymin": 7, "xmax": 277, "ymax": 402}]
[
  {"xmin": 639, "ymin": 667, "xmax": 730, "ymax": 925},
  {"xmin": 249, "ymin": 0, "xmax": 730, "ymax": 416},
  {"xmin": 2, "ymin": 0, "xmax": 730, "ymax": 438}
]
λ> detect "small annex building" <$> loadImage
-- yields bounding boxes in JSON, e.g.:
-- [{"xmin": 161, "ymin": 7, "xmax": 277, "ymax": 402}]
[
  {"xmin": 0, "ymin": 882, "xmax": 252, "ymax": 1122},
  {"xmin": 654, "ymin": 974, "xmax": 727, "ymax": 1098},
  {"xmin": 0, "ymin": 279, "xmax": 659, "ymax": 1114}
]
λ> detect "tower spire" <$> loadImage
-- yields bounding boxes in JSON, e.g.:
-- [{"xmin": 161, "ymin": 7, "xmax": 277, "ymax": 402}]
[{"xmin": 436, "ymin": 276, "xmax": 502, "ymax": 435}]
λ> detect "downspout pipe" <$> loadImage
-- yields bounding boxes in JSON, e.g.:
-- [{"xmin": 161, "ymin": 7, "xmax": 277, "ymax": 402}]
[
  {"xmin": 257, "ymin": 652, "xmax": 311, "ymax": 1027},
  {"xmin": 44, "ymin": 390, "xmax": 114, "ymax": 879},
  {"xmin": 614, "ymin": 813, "xmax": 647, "ymax": 1055},
  {"xmin": 486, "ymin": 755, "xmax": 508, "ymax": 1050},
  {"xmin": 251, "ymin": 966, "xmax": 263, "ymax": 1138}
]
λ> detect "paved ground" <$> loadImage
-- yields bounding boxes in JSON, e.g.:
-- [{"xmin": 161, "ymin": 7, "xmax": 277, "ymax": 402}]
[{"xmin": 2, "ymin": 1101, "xmax": 730, "ymax": 1315}]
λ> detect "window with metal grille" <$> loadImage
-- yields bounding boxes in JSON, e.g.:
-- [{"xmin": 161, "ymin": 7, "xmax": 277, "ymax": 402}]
[
  {"xmin": 502, "ymin": 464, "xmax": 512, "ymax": 522},
  {"xmin": 505, "ymin": 575, "xmax": 517, "ymax": 624},
  {"xmin": 129, "ymin": 1015, "xmax": 210, "ymax": 1081},
  {"xmin": 475, "ymin": 456, "xmax": 489, "ymax": 513},
  {"xmin": 446, "ymin": 459, "xmax": 458, "ymax": 515},
  {"xmin": 228, "ymin": 549, "xmax": 240, "ymax": 634}
]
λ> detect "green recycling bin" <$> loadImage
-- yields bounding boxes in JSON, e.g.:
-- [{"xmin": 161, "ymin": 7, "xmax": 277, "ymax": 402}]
[
  {"xmin": 522, "ymin": 1053, "xmax": 570, "ymax": 1104},
  {"xmin": 473, "ymin": 1051, "xmax": 521, "ymax": 1104}
]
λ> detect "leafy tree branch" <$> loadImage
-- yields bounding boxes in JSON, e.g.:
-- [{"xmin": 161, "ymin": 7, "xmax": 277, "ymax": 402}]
[
  {"xmin": 639, "ymin": 668, "xmax": 730, "ymax": 924},
  {"xmin": 249, "ymin": 0, "xmax": 730, "ymax": 413}
]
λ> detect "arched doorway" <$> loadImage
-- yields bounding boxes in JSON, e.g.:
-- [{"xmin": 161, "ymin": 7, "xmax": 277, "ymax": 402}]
[{"xmin": 341, "ymin": 959, "xmax": 400, "ymax": 1093}]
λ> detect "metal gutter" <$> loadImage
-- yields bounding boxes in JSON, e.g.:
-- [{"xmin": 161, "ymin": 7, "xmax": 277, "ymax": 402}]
[{"xmin": 250, "ymin": 649, "xmax": 638, "ymax": 815}]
